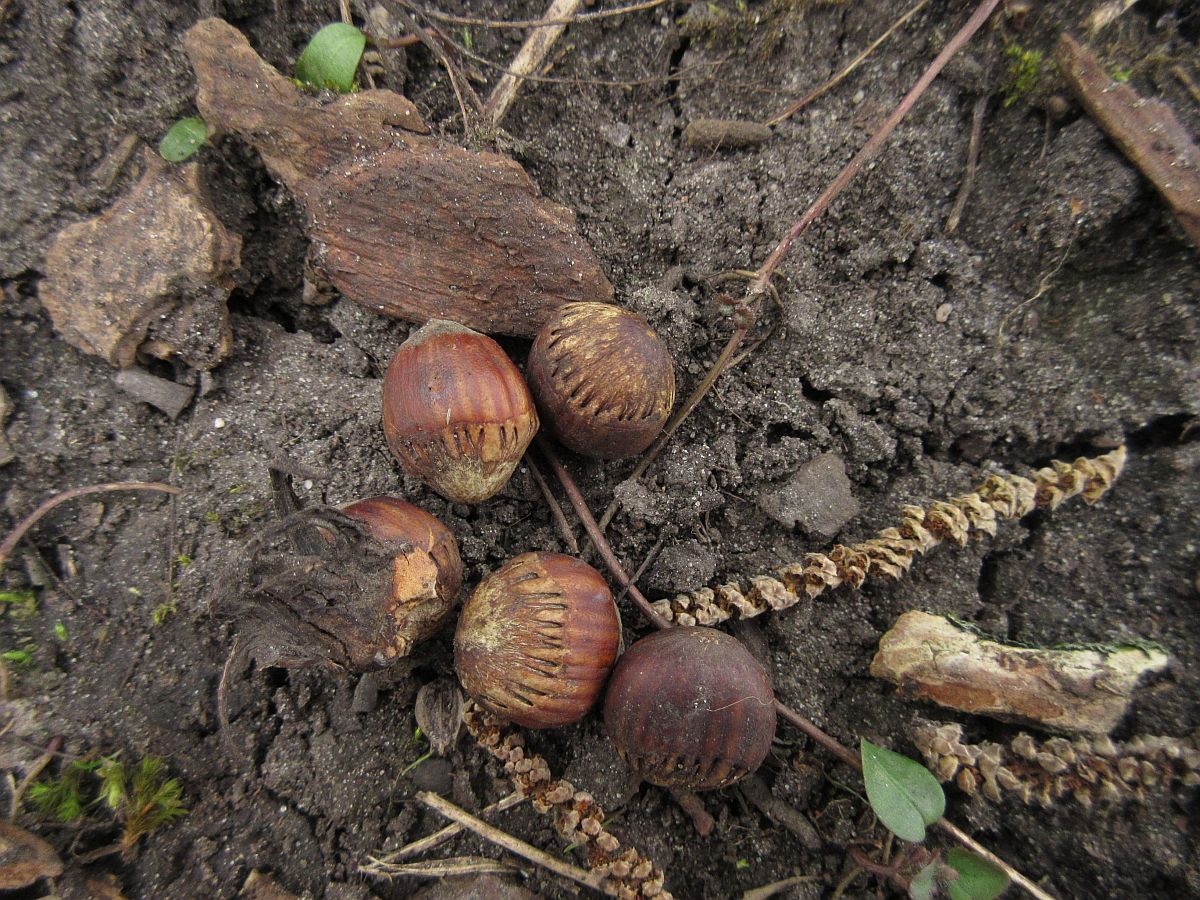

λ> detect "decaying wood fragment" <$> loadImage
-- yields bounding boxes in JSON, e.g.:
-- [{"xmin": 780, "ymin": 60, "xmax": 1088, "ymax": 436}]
[
  {"xmin": 872, "ymin": 611, "xmax": 1170, "ymax": 735},
  {"xmin": 1057, "ymin": 33, "xmax": 1200, "ymax": 250},
  {"xmin": 684, "ymin": 119, "xmax": 773, "ymax": 150},
  {"xmin": 40, "ymin": 149, "xmax": 241, "ymax": 370},
  {"xmin": 183, "ymin": 18, "xmax": 613, "ymax": 338},
  {"xmin": 0, "ymin": 819, "xmax": 63, "ymax": 890}
]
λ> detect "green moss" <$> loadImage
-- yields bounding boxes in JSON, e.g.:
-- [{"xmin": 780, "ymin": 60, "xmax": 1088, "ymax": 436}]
[{"xmin": 1002, "ymin": 44, "xmax": 1045, "ymax": 107}]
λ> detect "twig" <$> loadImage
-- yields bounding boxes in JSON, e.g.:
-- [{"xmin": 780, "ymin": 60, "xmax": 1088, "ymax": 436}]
[
  {"xmin": 534, "ymin": 438, "xmax": 669, "ymax": 629},
  {"xmin": 946, "ymin": 94, "xmax": 988, "ymax": 234},
  {"xmin": 742, "ymin": 874, "xmax": 820, "ymax": 900},
  {"xmin": 416, "ymin": 791, "xmax": 616, "ymax": 895},
  {"xmin": 597, "ymin": 0, "xmax": 1004, "ymax": 536},
  {"xmin": 765, "ymin": 0, "xmax": 933, "ymax": 127},
  {"xmin": 9, "ymin": 736, "xmax": 63, "ymax": 819},
  {"xmin": 541, "ymin": 442, "xmax": 1059, "ymax": 900},
  {"xmin": 359, "ymin": 855, "xmax": 517, "ymax": 878},
  {"xmin": 413, "ymin": 0, "xmax": 667, "ymax": 30},
  {"xmin": 484, "ymin": 0, "xmax": 583, "ymax": 128},
  {"xmin": 1173, "ymin": 66, "xmax": 1200, "ymax": 106},
  {"xmin": 392, "ymin": 2, "xmax": 481, "ymax": 127},
  {"xmin": 370, "ymin": 792, "xmax": 526, "ymax": 864},
  {"xmin": 0, "ymin": 482, "xmax": 181, "ymax": 572},
  {"xmin": 527, "ymin": 458, "xmax": 579, "ymax": 554},
  {"xmin": 615, "ymin": 533, "xmax": 665, "ymax": 604}
]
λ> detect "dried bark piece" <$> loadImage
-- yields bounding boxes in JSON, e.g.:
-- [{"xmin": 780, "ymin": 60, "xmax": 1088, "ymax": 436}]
[
  {"xmin": 40, "ymin": 148, "xmax": 241, "ymax": 370},
  {"xmin": 113, "ymin": 367, "xmax": 195, "ymax": 419},
  {"xmin": 0, "ymin": 819, "xmax": 64, "ymax": 890},
  {"xmin": 872, "ymin": 611, "xmax": 1170, "ymax": 735},
  {"xmin": 183, "ymin": 18, "xmax": 613, "ymax": 338},
  {"xmin": 1057, "ymin": 33, "xmax": 1200, "ymax": 250}
]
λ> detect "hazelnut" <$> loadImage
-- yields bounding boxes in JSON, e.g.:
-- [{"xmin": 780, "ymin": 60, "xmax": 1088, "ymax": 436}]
[
  {"xmin": 455, "ymin": 551, "xmax": 621, "ymax": 728},
  {"xmin": 526, "ymin": 302, "xmax": 675, "ymax": 459},
  {"xmin": 604, "ymin": 627, "xmax": 775, "ymax": 791},
  {"xmin": 383, "ymin": 319, "xmax": 538, "ymax": 503}
]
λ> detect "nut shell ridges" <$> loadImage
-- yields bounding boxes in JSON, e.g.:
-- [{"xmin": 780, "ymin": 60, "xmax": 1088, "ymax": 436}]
[{"xmin": 455, "ymin": 552, "xmax": 620, "ymax": 729}]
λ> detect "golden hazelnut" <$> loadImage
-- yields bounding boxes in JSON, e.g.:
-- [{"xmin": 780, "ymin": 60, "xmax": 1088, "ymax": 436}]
[
  {"xmin": 454, "ymin": 551, "xmax": 621, "ymax": 728},
  {"xmin": 526, "ymin": 302, "xmax": 675, "ymax": 459},
  {"xmin": 383, "ymin": 319, "xmax": 538, "ymax": 503}
]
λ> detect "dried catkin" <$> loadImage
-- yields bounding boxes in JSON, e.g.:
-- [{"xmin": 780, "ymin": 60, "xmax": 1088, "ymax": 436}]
[
  {"xmin": 464, "ymin": 703, "xmax": 672, "ymax": 899},
  {"xmin": 652, "ymin": 447, "xmax": 1126, "ymax": 626},
  {"xmin": 914, "ymin": 721, "xmax": 1200, "ymax": 809}
]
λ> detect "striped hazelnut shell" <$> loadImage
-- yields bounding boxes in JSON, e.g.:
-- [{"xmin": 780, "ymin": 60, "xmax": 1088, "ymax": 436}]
[
  {"xmin": 604, "ymin": 627, "xmax": 775, "ymax": 791},
  {"xmin": 454, "ymin": 551, "xmax": 621, "ymax": 729},
  {"xmin": 383, "ymin": 320, "xmax": 538, "ymax": 503},
  {"xmin": 526, "ymin": 303, "xmax": 675, "ymax": 459}
]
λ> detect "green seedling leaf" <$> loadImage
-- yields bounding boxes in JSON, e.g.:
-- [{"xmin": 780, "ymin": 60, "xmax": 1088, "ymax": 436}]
[
  {"xmin": 945, "ymin": 849, "xmax": 1009, "ymax": 900},
  {"xmin": 158, "ymin": 117, "xmax": 209, "ymax": 163},
  {"xmin": 295, "ymin": 23, "xmax": 366, "ymax": 93},
  {"xmin": 861, "ymin": 739, "xmax": 945, "ymax": 843}
]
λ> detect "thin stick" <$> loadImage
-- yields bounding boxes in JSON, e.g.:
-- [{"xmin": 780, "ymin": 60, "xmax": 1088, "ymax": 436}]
[
  {"xmin": 527, "ymin": 458, "xmax": 579, "ymax": 554},
  {"xmin": 414, "ymin": 0, "xmax": 667, "ymax": 30},
  {"xmin": 484, "ymin": 0, "xmax": 583, "ymax": 128},
  {"xmin": 0, "ymin": 482, "xmax": 180, "ymax": 572},
  {"xmin": 946, "ymin": 94, "xmax": 988, "ymax": 234},
  {"xmin": 9, "ymin": 735, "xmax": 63, "ymax": 818},
  {"xmin": 937, "ymin": 819, "xmax": 1055, "ymax": 900},
  {"xmin": 753, "ymin": 0, "xmax": 1004, "ymax": 292},
  {"xmin": 743, "ymin": 874, "xmax": 820, "ymax": 900},
  {"xmin": 1173, "ymin": 66, "xmax": 1200, "ymax": 106},
  {"xmin": 535, "ymin": 438, "xmax": 670, "ymax": 629},
  {"xmin": 372, "ymin": 792, "xmax": 526, "ymax": 863},
  {"xmin": 541, "ymin": 446, "xmax": 1051, "ymax": 900},
  {"xmin": 416, "ymin": 791, "xmax": 616, "ymax": 895},
  {"xmin": 360, "ymin": 855, "xmax": 517, "ymax": 878},
  {"xmin": 392, "ymin": 2, "xmax": 480, "ymax": 126},
  {"xmin": 765, "ymin": 0, "xmax": 932, "ymax": 127}
]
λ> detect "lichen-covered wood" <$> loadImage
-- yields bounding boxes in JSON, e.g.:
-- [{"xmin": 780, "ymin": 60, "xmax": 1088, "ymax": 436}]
[
  {"xmin": 183, "ymin": 18, "xmax": 613, "ymax": 338},
  {"xmin": 872, "ymin": 611, "xmax": 1169, "ymax": 735}
]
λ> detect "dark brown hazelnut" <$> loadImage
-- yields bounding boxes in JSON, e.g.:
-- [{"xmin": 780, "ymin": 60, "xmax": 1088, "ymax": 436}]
[
  {"xmin": 604, "ymin": 627, "xmax": 775, "ymax": 791},
  {"xmin": 454, "ymin": 551, "xmax": 621, "ymax": 729},
  {"xmin": 383, "ymin": 319, "xmax": 539, "ymax": 503},
  {"xmin": 526, "ymin": 302, "xmax": 675, "ymax": 459}
]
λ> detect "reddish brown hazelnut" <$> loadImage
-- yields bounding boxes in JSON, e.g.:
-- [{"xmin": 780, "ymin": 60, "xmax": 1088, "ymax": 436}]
[
  {"xmin": 526, "ymin": 302, "xmax": 675, "ymax": 459},
  {"xmin": 383, "ymin": 319, "xmax": 538, "ymax": 503},
  {"xmin": 454, "ymin": 551, "xmax": 621, "ymax": 729},
  {"xmin": 604, "ymin": 627, "xmax": 775, "ymax": 791}
]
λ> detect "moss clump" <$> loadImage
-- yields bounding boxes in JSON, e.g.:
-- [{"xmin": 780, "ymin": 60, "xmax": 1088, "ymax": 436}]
[{"xmin": 1002, "ymin": 44, "xmax": 1045, "ymax": 107}]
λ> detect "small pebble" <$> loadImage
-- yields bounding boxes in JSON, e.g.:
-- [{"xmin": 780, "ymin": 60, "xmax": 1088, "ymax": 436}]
[{"xmin": 935, "ymin": 303, "xmax": 953, "ymax": 323}]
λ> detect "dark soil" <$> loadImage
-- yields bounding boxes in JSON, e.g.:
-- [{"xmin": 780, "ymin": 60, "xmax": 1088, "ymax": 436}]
[{"xmin": 2, "ymin": 1, "xmax": 1199, "ymax": 898}]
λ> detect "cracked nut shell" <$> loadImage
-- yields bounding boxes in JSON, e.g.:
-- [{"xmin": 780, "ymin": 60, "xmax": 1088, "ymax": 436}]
[
  {"xmin": 526, "ymin": 302, "xmax": 675, "ymax": 459},
  {"xmin": 454, "ymin": 551, "xmax": 621, "ymax": 729},
  {"xmin": 604, "ymin": 626, "xmax": 775, "ymax": 791},
  {"xmin": 383, "ymin": 319, "xmax": 538, "ymax": 502}
]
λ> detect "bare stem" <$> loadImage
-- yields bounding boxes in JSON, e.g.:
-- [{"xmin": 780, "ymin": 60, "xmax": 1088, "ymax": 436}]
[
  {"xmin": 372, "ymin": 792, "xmax": 526, "ymax": 863},
  {"xmin": 412, "ymin": 0, "xmax": 667, "ymax": 30},
  {"xmin": 0, "ymin": 482, "xmax": 181, "ymax": 572},
  {"xmin": 417, "ymin": 791, "xmax": 616, "ymax": 895},
  {"xmin": 752, "ymin": 0, "xmax": 1004, "ymax": 292},
  {"xmin": 484, "ymin": 0, "xmax": 583, "ymax": 128}
]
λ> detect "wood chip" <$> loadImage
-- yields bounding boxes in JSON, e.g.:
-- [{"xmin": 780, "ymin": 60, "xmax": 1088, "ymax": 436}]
[
  {"xmin": 183, "ymin": 18, "xmax": 613, "ymax": 338},
  {"xmin": 871, "ymin": 610, "xmax": 1171, "ymax": 735},
  {"xmin": 40, "ymin": 148, "xmax": 242, "ymax": 370},
  {"xmin": 1057, "ymin": 32, "xmax": 1200, "ymax": 250},
  {"xmin": 684, "ymin": 118, "xmax": 773, "ymax": 150}
]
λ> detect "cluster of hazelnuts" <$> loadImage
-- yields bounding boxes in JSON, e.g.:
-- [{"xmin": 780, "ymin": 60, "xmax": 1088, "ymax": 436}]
[{"xmin": 341, "ymin": 302, "xmax": 776, "ymax": 798}]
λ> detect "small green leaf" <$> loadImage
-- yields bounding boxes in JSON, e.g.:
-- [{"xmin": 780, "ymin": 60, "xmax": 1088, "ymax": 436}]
[
  {"xmin": 295, "ymin": 23, "xmax": 366, "ymax": 93},
  {"xmin": 860, "ymin": 739, "xmax": 945, "ymax": 843},
  {"xmin": 54, "ymin": 622, "xmax": 67, "ymax": 641},
  {"xmin": 158, "ymin": 117, "xmax": 209, "ymax": 163},
  {"xmin": 945, "ymin": 849, "xmax": 1010, "ymax": 900}
]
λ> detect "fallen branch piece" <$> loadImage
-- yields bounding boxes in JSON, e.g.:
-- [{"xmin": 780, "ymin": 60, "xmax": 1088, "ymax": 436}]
[
  {"xmin": 40, "ymin": 149, "xmax": 241, "ymax": 370},
  {"xmin": 359, "ymin": 853, "xmax": 518, "ymax": 879},
  {"xmin": 654, "ymin": 447, "xmax": 1126, "ymax": 626},
  {"xmin": 416, "ymin": 792, "xmax": 612, "ymax": 894},
  {"xmin": 683, "ymin": 119, "xmax": 772, "ymax": 150},
  {"xmin": 1057, "ymin": 33, "xmax": 1200, "ymax": 249},
  {"xmin": 915, "ymin": 721, "xmax": 1200, "ymax": 808},
  {"xmin": 184, "ymin": 18, "xmax": 611, "ymax": 337},
  {"xmin": 873, "ymin": 612, "xmax": 1169, "ymax": 735}
]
